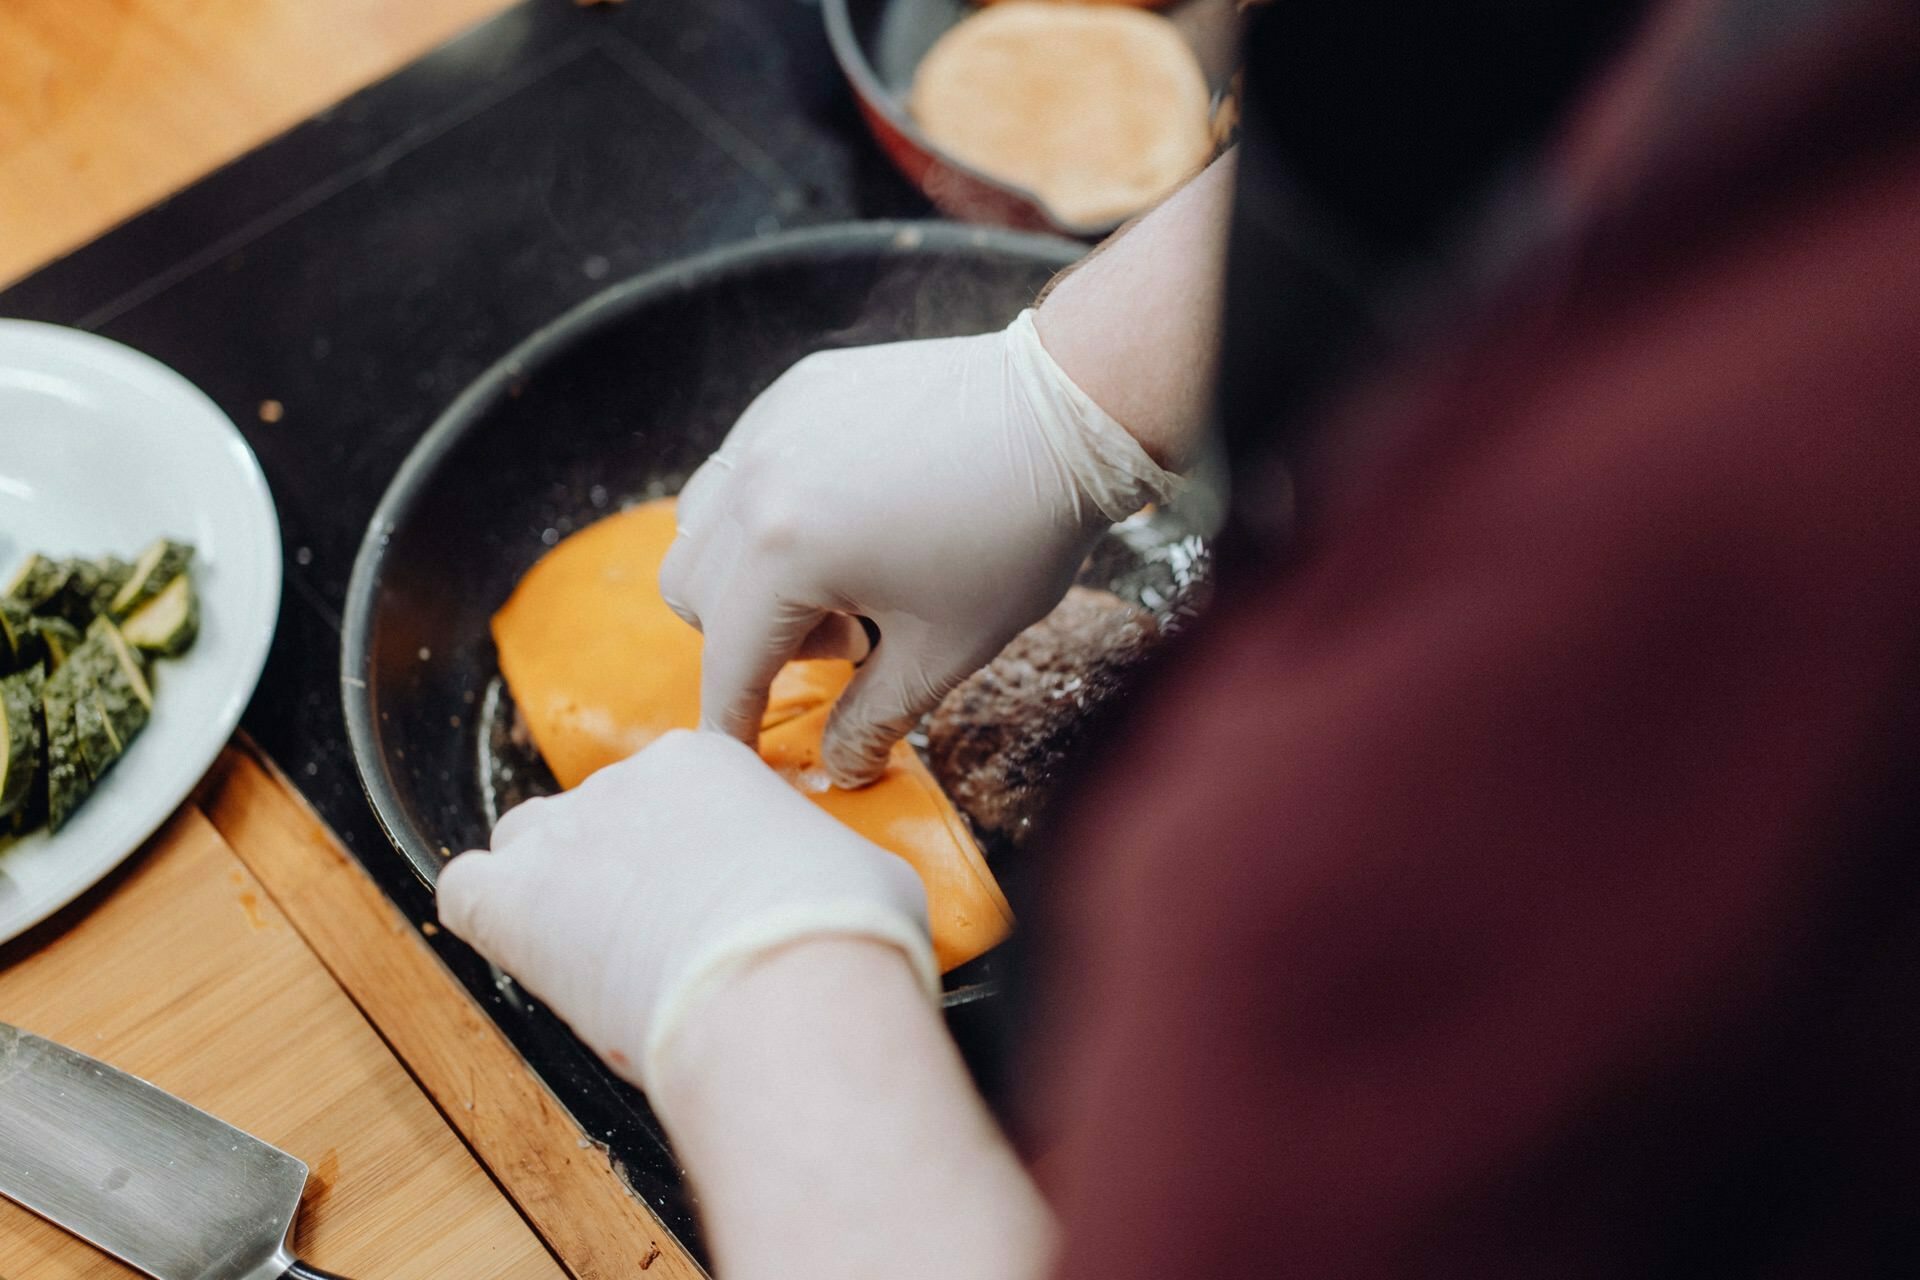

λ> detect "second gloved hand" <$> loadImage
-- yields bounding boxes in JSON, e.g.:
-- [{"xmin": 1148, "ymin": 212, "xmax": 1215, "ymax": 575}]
[
  {"xmin": 437, "ymin": 730, "xmax": 939, "ymax": 1090},
  {"xmin": 660, "ymin": 309, "xmax": 1182, "ymax": 788}
]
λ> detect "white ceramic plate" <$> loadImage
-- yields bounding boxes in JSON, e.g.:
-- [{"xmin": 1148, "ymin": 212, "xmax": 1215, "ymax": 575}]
[{"xmin": 0, "ymin": 321, "xmax": 281, "ymax": 944}]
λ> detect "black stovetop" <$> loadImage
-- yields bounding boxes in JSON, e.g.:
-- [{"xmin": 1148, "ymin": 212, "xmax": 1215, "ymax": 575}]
[{"xmin": 1, "ymin": 0, "xmax": 945, "ymax": 1258}]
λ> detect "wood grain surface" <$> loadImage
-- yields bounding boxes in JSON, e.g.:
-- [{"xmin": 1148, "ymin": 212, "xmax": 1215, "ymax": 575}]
[
  {"xmin": 0, "ymin": 0, "xmax": 518, "ymax": 286},
  {"xmin": 198, "ymin": 740, "xmax": 705, "ymax": 1280},
  {"xmin": 0, "ymin": 804, "xmax": 563, "ymax": 1279}
]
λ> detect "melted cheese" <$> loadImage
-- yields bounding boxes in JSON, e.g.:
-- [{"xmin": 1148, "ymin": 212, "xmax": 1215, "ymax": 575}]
[{"xmin": 492, "ymin": 499, "xmax": 1012, "ymax": 971}]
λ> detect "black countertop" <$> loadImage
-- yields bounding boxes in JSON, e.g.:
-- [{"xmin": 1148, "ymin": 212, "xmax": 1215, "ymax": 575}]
[{"xmin": 1, "ymin": 0, "xmax": 942, "ymax": 1257}]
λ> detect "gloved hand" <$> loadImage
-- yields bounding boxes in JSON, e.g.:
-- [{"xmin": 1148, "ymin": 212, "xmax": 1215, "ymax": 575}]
[
  {"xmin": 661, "ymin": 309, "xmax": 1183, "ymax": 788},
  {"xmin": 436, "ymin": 729, "xmax": 940, "ymax": 1089}
]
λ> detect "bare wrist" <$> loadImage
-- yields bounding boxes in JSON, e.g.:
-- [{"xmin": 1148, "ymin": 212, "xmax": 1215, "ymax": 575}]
[
  {"xmin": 650, "ymin": 934, "xmax": 930, "ymax": 1109},
  {"xmin": 1032, "ymin": 149, "xmax": 1235, "ymax": 472},
  {"xmin": 646, "ymin": 935, "xmax": 1051, "ymax": 1280}
]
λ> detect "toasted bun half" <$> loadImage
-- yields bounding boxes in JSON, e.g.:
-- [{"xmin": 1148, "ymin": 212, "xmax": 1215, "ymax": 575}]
[{"xmin": 908, "ymin": 2, "xmax": 1213, "ymax": 227}]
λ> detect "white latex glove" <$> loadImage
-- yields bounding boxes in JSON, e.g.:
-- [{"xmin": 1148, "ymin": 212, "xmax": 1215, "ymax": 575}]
[
  {"xmin": 436, "ymin": 730, "xmax": 939, "ymax": 1090},
  {"xmin": 660, "ymin": 309, "xmax": 1183, "ymax": 787}
]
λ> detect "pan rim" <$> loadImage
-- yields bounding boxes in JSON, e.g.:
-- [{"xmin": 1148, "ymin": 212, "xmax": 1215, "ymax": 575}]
[{"xmin": 341, "ymin": 220, "xmax": 1083, "ymax": 886}]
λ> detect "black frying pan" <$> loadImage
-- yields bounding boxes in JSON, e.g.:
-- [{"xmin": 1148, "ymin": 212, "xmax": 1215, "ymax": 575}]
[{"xmin": 342, "ymin": 223, "xmax": 1087, "ymax": 888}]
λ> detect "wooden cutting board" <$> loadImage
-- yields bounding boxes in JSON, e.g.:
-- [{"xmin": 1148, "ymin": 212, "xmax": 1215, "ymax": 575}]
[
  {"xmin": 0, "ymin": 742, "xmax": 702, "ymax": 1279},
  {"xmin": 0, "ymin": 804, "xmax": 559, "ymax": 1277}
]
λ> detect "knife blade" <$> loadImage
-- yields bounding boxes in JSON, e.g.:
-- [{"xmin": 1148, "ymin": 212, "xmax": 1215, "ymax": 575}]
[{"xmin": 0, "ymin": 1023, "xmax": 349, "ymax": 1280}]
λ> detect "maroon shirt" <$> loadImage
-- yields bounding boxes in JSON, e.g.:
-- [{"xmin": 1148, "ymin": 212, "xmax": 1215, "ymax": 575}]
[{"xmin": 1031, "ymin": 2, "xmax": 1920, "ymax": 1275}]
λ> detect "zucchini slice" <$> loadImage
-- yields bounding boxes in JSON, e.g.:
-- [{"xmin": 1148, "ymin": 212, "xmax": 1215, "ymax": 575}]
[
  {"xmin": 4, "ymin": 554, "xmax": 67, "ymax": 611},
  {"xmin": 30, "ymin": 616, "xmax": 83, "ymax": 669},
  {"xmin": 0, "ymin": 599, "xmax": 42, "ymax": 674},
  {"xmin": 73, "ymin": 682, "xmax": 121, "ymax": 781},
  {"xmin": 70, "ymin": 647, "xmax": 147, "ymax": 782},
  {"xmin": 120, "ymin": 573, "xmax": 199, "ymax": 657},
  {"xmin": 0, "ymin": 543, "xmax": 199, "ymax": 835},
  {"xmin": 42, "ymin": 674, "xmax": 92, "ymax": 831},
  {"xmin": 0, "ymin": 667, "xmax": 42, "ymax": 819},
  {"xmin": 88, "ymin": 617, "xmax": 154, "ymax": 712},
  {"xmin": 48, "ymin": 558, "xmax": 104, "ymax": 629},
  {"xmin": 108, "ymin": 539, "xmax": 194, "ymax": 620},
  {"xmin": 89, "ymin": 555, "xmax": 134, "ymax": 619},
  {"xmin": 86, "ymin": 642, "xmax": 150, "ymax": 749}
]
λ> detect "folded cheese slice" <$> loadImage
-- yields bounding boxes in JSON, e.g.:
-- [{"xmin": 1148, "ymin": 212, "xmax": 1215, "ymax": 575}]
[{"xmin": 492, "ymin": 498, "xmax": 1012, "ymax": 971}]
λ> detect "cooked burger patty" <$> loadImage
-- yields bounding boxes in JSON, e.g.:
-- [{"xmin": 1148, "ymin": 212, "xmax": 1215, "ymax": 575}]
[{"xmin": 926, "ymin": 586, "xmax": 1160, "ymax": 847}]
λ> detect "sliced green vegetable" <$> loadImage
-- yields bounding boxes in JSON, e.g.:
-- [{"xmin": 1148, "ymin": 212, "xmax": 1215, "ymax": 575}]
[
  {"xmin": 108, "ymin": 539, "xmax": 194, "ymax": 620},
  {"xmin": 0, "ymin": 541, "xmax": 199, "ymax": 837},
  {"xmin": 120, "ymin": 572, "xmax": 199, "ymax": 657},
  {"xmin": 83, "ymin": 630, "xmax": 150, "ymax": 750},
  {"xmin": 0, "ymin": 599, "xmax": 42, "ymax": 674},
  {"xmin": 2, "ymin": 667, "xmax": 46, "ymax": 836},
  {"xmin": 89, "ymin": 555, "xmax": 134, "ymax": 619},
  {"xmin": 30, "ymin": 616, "xmax": 83, "ymax": 669},
  {"xmin": 4, "ymin": 555, "xmax": 67, "ymax": 611},
  {"xmin": 41, "ymin": 673, "xmax": 91, "ymax": 832},
  {"xmin": 5, "ymin": 785, "xmax": 44, "ymax": 840},
  {"xmin": 73, "ymin": 681, "xmax": 121, "ymax": 781},
  {"xmin": 88, "ymin": 617, "xmax": 154, "ymax": 712},
  {"xmin": 0, "ymin": 667, "xmax": 42, "ymax": 819},
  {"xmin": 47, "ymin": 558, "xmax": 105, "ymax": 629},
  {"xmin": 67, "ymin": 633, "xmax": 147, "ymax": 783}
]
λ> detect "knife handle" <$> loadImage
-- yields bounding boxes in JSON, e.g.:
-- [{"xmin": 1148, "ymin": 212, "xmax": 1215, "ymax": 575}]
[{"xmin": 283, "ymin": 1262, "xmax": 352, "ymax": 1280}]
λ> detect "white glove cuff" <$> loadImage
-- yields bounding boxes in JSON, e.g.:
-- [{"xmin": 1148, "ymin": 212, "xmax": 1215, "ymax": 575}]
[
  {"xmin": 1006, "ymin": 308, "xmax": 1188, "ymax": 524},
  {"xmin": 642, "ymin": 899, "xmax": 942, "ymax": 1088}
]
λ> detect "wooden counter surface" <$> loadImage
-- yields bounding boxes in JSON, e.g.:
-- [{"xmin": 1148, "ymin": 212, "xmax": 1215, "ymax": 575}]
[{"xmin": 0, "ymin": 0, "xmax": 518, "ymax": 286}]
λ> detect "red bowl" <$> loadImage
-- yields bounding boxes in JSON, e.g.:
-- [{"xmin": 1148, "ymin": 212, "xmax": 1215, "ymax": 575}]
[{"xmin": 823, "ymin": 0, "xmax": 1242, "ymax": 240}]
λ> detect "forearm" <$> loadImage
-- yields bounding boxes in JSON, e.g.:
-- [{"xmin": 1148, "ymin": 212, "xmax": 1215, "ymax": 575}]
[
  {"xmin": 652, "ymin": 937, "xmax": 1056, "ymax": 1280},
  {"xmin": 1035, "ymin": 149, "xmax": 1235, "ymax": 471}
]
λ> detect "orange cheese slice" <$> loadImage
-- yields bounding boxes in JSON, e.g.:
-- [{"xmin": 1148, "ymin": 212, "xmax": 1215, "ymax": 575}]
[{"xmin": 492, "ymin": 498, "xmax": 1012, "ymax": 971}]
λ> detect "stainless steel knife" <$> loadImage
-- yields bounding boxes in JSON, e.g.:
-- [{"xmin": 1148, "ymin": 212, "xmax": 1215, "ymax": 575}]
[{"xmin": 0, "ymin": 1022, "xmax": 350, "ymax": 1280}]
